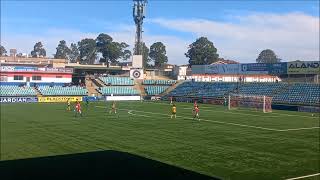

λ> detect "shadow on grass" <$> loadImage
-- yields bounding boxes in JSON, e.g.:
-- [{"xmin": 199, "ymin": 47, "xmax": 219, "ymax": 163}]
[{"xmin": 0, "ymin": 150, "xmax": 220, "ymax": 180}]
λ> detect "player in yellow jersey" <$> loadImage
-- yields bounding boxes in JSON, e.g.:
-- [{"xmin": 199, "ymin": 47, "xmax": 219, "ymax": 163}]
[
  {"xmin": 109, "ymin": 101, "xmax": 117, "ymax": 114},
  {"xmin": 171, "ymin": 104, "xmax": 177, "ymax": 119},
  {"xmin": 67, "ymin": 98, "xmax": 71, "ymax": 111}
]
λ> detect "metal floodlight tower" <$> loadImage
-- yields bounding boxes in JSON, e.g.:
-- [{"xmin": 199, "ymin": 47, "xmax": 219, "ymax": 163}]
[{"xmin": 133, "ymin": 0, "xmax": 147, "ymax": 55}]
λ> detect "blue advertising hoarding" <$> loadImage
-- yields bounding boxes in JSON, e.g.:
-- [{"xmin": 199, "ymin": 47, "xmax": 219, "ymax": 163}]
[
  {"xmin": 0, "ymin": 97, "xmax": 38, "ymax": 103},
  {"xmin": 267, "ymin": 63, "xmax": 287, "ymax": 75},
  {"xmin": 82, "ymin": 96, "xmax": 102, "ymax": 102},
  {"xmin": 240, "ymin": 63, "xmax": 268, "ymax": 74},
  {"xmin": 192, "ymin": 63, "xmax": 288, "ymax": 75}
]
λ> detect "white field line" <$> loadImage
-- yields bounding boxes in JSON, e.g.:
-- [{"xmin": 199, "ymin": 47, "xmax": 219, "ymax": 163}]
[
  {"xmin": 126, "ymin": 108, "xmax": 278, "ymax": 131},
  {"xmin": 96, "ymin": 106, "xmax": 279, "ymax": 132},
  {"xmin": 128, "ymin": 110, "xmax": 151, "ymax": 117},
  {"xmin": 182, "ymin": 108, "xmax": 281, "ymax": 118},
  {"xmin": 144, "ymin": 101, "xmax": 318, "ymax": 119},
  {"xmin": 277, "ymin": 127, "xmax": 320, "ymax": 132},
  {"xmin": 95, "ymin": 106, "xmax": 319, "ymax": 132},
  {"xmin": 286, "ymin": 173, "xmax": 320, "ymax": 180}
]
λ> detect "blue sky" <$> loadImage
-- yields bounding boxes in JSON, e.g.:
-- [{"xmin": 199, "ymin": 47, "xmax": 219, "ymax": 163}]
[{"xmin": 1, "ymin": 0, "xmax": 319, "ymax": 64}]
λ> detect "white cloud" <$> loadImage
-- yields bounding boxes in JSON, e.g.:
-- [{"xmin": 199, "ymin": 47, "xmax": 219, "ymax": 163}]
[
  {"xmin": 1, "ymin": 12, "xmax": 319, "ymax": 64},
  {"xmin": 1, "ymin": 26, "xmax": 189, "ymax": 65},
  {"xmin": 1, "ymin": 29, "xmax": 97, "ymax": 57},
  {"xmin": 151, "ymin": 12, "xmax": 319, "ymax": 62}
]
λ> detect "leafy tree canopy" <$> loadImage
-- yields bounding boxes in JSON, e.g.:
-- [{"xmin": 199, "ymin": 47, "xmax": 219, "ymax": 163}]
[
  {"xmin": 0, "ymin": 45, "xmax": 7, "ymax": 56},
  {"xmin": 256, "ymin": 49, "xmax": 281, "ymax": 63},
  {"xmin": 31, "ymin": 42, "xmax": 46, "ymax": 57},
  {"xmin": 149, "ymin": 42, "xmax": 168, "ymax": 68},
  {"xmin": 54, "ymin": 40, "xmax": 70, "ymax": 59},
  {"xmin": 185, "ymin": 37, "xmax": 219, "ymax": 65}
]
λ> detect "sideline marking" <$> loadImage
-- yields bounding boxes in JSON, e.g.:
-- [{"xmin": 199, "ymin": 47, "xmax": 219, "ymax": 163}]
[{"xmin": 286, "ymin": 173, "xmax": 320, "ymax": 180}]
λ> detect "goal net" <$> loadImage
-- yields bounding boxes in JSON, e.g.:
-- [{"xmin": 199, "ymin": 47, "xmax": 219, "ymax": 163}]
[{"xmin": 228, "ymin": 94, "xmax": 272, "ymax": 113}]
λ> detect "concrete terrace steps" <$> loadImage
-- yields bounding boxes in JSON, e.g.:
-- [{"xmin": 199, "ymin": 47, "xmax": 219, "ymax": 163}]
[
  {"xmin": 32, "ymin": 87, "xmax": 42, "ymax": 97},
  {"xmin": 92, "ymin": 77, "xmax": 106, "ymax": 87},
  {"xmin": 134, "ymin": 79, "xmax": 146, "ymax": 96},
  {"xmin": 86, "ymin": 77, "xmax": 102, "ymax": 96}
]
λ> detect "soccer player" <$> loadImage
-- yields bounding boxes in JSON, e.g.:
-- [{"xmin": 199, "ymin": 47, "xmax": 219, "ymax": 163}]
[
  {"xmin": 193, "ymin": 105, "xmax": 200, "ymax": 121},
  {"xmin": 170, "ymin": 96, "xmax": 173, "ymax": 105},
  {"xmin": 171, "ymin": 104, "xmax": 177, "ymax": 119},
  {"xmin": 67, "ymin": 98, "xmax": 71, "ymax": 111},
  {"xmin": 194, "ymin": 100, "xmax": 197, "ymax": 108},
  {"xmin": 109, "ymin": 101, "xmax": 117, "ymax": 114},
  {"xmin": 85, "ymin": 98, "xmax": 89, "ymax": 107},
  {"xmin": 75, "ymin": 101, "xmax": 82, "ymax": 117}
]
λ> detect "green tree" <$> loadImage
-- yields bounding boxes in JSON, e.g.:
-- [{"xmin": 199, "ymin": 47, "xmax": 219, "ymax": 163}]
[
  {"xmin": 31, "ymin": 42, "xmax": 46, "ymax": 57},
  {"xmin": 78, "ymin": 38, "xmax": 97, "ymax": 64},
  {"xmin": 256, "ymin": 49, "xmax": 281, "ymax": 63},
  {"xmin": 54, "ymin": 40, "xmax": 70, "ymax": 59},
  {"xmin": 96, "ymin": 33, "xmax": 131, "ymax": 67},
  {"xmin": 69, "ymin": 43, "xmax": 80, "ymax": 63},
  {"xmin": 185, "ymin": 37, "xmax": 219, "ymax": 65},
  {"xmin": 149, "ymin": 42, "xmax": 168, "ymax": 68},
  {"xmin": 134, "ymin": 42, "xmax": 150, "ymax": 68},
  {"xmin": 0, "ymin": 45, "xmax": 7, "ymax": 56}
]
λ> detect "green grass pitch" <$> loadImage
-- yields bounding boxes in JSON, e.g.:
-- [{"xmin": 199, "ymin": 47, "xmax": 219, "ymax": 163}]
[{"xmin": 1, "ymin": 101, "xmax": 319, "ymax": 179}]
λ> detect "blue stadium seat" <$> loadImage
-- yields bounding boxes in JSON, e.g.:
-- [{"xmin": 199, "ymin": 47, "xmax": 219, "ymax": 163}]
[
  {"xmin": 0, "ymin": 85, "xmax": 37, "ymax": 96},
  {"xmin": 100, "ymin": 77, "xmax": 134, "ymax": 86},
  {"xmin": 145, "ymin": 86, "xmax": 170, "ymax": 95},
  {"xmin": 99, "ymin": 86, "xmax": 139, "ymax": 95},
  {"xmin": 165, "ymin": 81, "xmax": 319, "ymax": 106},
  {"xmin": 38, "ymin": 86, "xmax": 87, "ymax": 96}
]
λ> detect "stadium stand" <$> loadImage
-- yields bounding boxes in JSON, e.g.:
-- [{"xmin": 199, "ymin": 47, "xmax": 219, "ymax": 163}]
[
  {"xmin": 37, "ymin": 86, "xmax": 87, "ymax": 96},
  {"xmin": 98, "ymin": 86, "xmax": 139, "ymax": 95},
  {"xmin": 144, "ymin": 86, "xmax": 170, "ymax": 95},
  {"xmin": 238, "ymin": 82, "xmax": 287, "ymax": 97},
  {"xmin": 167, "ymin": 81, "xmax": 237, "ymax": 97},
  {"xmin": 165, "ymin": 81, "xmax": 319, "ymax": 106},
  {"xmin": 272, "ymin": 83, "xmax": 320, "ymax": 105},
  {"xmin": 0, "ymin": 85, "xmax": 37, "ymax": 96},
  {"xmin": 100, "ymin": 77, "xmax": 134, "ymax": 86}
]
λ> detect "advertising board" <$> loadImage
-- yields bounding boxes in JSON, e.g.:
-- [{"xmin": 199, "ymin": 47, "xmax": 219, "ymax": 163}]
[
  {"xmin": 267, "ymin": 63, "xmax": 287, "ymax": 75},
  {"xmin": 206, "ymin": 64, "xmax": 240, "ymax": 74},
  {"xmin": 0, "ymin": 66, "xmax": 73, "ymax": 73},
  {"xmin": 240, "ymin": 63, "xmax": 268, "ymax": 74},
  {"xmin": 287, "ymin": 61, "xmax": 320, "ymax": 74},
  {"xmin": 38, "ymin": 96, "xmax": 83, "ymax": 103},
  {"xmin": 82, "ymin": 96, "xmax": 101, "ymax": 102},
  {"xmin": 0, "ymin": 97, "xmax": 38, "ymax": 103},
  {"xmin": 105, "ymin": 96, "xmax": 141, "ymax": 101}
]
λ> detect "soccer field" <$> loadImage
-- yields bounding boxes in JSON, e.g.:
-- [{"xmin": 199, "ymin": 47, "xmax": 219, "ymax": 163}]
[{"xmin": 1, "ymin": 101, "xmax": 319, "ymax": 179}]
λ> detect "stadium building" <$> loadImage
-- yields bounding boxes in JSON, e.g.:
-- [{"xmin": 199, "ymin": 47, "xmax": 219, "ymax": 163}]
[{"xmin": 0, "ymin": 54, "xmax": 319, "ymax": 112}]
